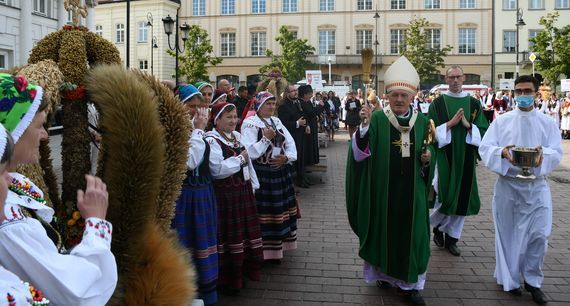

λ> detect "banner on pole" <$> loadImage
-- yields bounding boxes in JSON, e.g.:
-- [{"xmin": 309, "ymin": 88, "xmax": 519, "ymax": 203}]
[
  {"xmin": 305, "ymin": 70, "xmax": 323, "ymax": 91},
  {"xmin": 499, "ymin": 79, "xmax": 515, "ymax": 90},
  {"xmin": 561, "ymin": 79, "xmax": 570, "ymax": 92}
]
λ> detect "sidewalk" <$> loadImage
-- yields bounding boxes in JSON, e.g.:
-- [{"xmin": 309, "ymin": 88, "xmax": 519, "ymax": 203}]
[{"xmin": 218, "ymin": 129, "xmax": 570, "ymax": 306}]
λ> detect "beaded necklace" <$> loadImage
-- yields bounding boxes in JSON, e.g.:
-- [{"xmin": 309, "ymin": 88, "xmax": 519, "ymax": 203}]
[
  {"xmin": 9, "ymin": 176, "xmax": 46, "ymax": 204},
  {"xmin": 216, "ymin": 128, "xmax": 239, "ymax": 148}
]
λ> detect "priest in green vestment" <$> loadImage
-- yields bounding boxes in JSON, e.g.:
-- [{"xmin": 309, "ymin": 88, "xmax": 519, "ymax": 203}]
[
  {"xmin": 428, "ymin": 65, "xmax": 489, "ymax": 257},
  {"xmin": 346, "ymin": 56, "xmax": 432, "ymax": 306}
]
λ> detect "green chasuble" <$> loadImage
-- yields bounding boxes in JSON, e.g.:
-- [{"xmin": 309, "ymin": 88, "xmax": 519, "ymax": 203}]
[
  {"xmin": 427, "ymin": 94, "xmax": 489, "ymax": 216},
  {"xmin": 346, "ymin": 108, "xmax": 431, "ymax": 283}
]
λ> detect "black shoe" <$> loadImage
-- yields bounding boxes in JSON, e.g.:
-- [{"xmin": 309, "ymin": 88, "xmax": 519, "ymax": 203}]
[
  {"xmin": 398, "ymin": 288, "xmax": 426, "ymax": 306},
  {"xmin": 508, "ymin": 287, "xmax": 522, "ymax": 296},
  {"xmin": 444, "ymin": 234, "xmax": 461, "ymax": 256},
  {"xmin": 524, "ymin": 282, "xmax": 548, "ymax": 304},
  {"xmin": 433, "ymin": 226, "xmax": 444, "ymax": 248},
  {"xmin": 376, "ymin": 280, "xmax": 392, "ymax": 289}
]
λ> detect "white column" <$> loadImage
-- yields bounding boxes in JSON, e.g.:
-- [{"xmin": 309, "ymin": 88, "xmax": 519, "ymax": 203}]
[
  {"xmin": 19, "ymin": 0, "xmax": 33, "ymax": 65},
  {"xmin": 58, "ymin": 0, "xmax": 68, "ymax": 28},
  {"xmin": 86, "ymin": 7, "xmax": 96, "ymax": 31}
]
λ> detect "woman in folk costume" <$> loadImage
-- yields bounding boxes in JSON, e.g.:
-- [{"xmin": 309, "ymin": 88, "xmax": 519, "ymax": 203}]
[
  {"xmin": 0, "ymin": 73, "xmax": 116, "ymax": 305},
  {"xmin": 0, "ymin": 124, "xmax": 49, "ymax": 305},
  {"xmin": 205, "ymin": 102, "xmax": 263, "ymax": 295},
  {"xmin": 172, "ymin": 85, "xmax": 218, "ymax": 305},
  {"xmin": 560, "ymin": 93, "xmax": 570, "ymax": 139},
  {"xmin": 241, "ymin": 92, "xmax": 298, "ymax": 263},
  {"xmin": 545, "ymin": 93, "xmax": 560, "ymax": 128},
  {"xmin": 195, "ymin": 81, "xmax": 214, "ymax": 105}
]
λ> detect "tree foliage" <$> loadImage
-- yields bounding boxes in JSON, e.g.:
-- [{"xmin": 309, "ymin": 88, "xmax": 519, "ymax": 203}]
[
  {"xmin": 400, "ymin": 17, "xmax": 452, "ymax": 84},
  {"xmin": 260, "ymin": 26, "xmax": 316, "ymax": 83},
  {"xmin": 530, "ymin": 12, "xmax": 570, "ymax": 90},
  {"xmin": 168, "ymin": 24, "xmax": 222, "ymax": 83}
]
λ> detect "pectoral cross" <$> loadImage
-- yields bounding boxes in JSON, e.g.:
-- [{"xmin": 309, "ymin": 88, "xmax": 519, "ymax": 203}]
[
  {"xmin": 64, "ymin": 0, "xmax": 88, "ymax": 26},
  {"xmin": 391, "ymin": 137, "xmax": 414, "ymax": 155}
]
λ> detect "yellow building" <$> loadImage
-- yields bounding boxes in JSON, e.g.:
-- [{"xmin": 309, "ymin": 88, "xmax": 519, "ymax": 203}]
[
  {"xmin": 493, "ymin": 0, "xmax": 570, "ymax": 88},
  {"xmin": 181, "ymin": 0, "xmax": 493, "ymax": 91}
]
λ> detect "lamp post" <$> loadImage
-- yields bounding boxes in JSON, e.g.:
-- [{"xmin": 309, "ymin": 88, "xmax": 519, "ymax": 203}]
[
  {"xmin": 328, "ymin": 56, "xmax": 332, "ymax": 86},
  {"xmin": 146, "ymin": 13, "xmax": 154, "ymax": 75},
  {"xmin": 373, "ymin": 8, "xmax": 380, "ymax": 93},
  {"xmin": 515, "ymin": 7, "xmax": 526, "ymax": 78},
  {"xmin": 162, "ymin": 9, "xmax": 190, "ymax": 84},
  {"xmin": 151, "ymin": 36, "xmax": 158, "ymax": 75}
]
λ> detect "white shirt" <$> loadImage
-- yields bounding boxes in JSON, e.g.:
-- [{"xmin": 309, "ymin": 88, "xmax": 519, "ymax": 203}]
[
  {"xmin": 187, "ymin": 129, "xmax": 206, "ymax": 171},
  {"xmin": 240, "ymin": 115, "xmax": 297, "ymax": 162}
]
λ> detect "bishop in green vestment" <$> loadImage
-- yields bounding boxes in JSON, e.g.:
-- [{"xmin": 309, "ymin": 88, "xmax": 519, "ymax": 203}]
[
  {"xmin": 345, "ymin": 56, "xmax": 432, "ymax": 306},
  {"xmin": 428, "ymin": 65, "xmax": 489, "ymax": 257}
]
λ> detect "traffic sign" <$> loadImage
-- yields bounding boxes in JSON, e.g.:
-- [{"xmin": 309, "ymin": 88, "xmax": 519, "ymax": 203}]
[{"xmin": 529, "ymin": 52, "xmax": 537, "ymax": 63}]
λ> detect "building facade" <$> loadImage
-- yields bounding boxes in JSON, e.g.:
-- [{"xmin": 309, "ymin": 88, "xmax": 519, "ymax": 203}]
[
  {"xmin": 95, "ymin": 0, "xmax": 179, "ymax": 81},
  {"xmin": 493, "ymin": 0, "xmax": 570, "ymax": 88},
  {"xmin": 181, "ymin": 0, "xmax": 493, "ymax": 91},
  {"xmin": 0, "ymin": 0, "xmax": 72, "ymax": 69}
]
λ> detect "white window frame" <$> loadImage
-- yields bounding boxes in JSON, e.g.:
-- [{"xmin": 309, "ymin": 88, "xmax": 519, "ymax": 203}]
[
  {"xmin": 251, "ymin": 32, "xmax": 267, "ymax": 56},
  {"xmin": 459, "ymin": 0, "xmax": 476, "ymax": 9},
  {"xmin": 221, "ymin": 0, "xmax": 235, "ymax": 15},
  {"xmin": 139, "ymin": 60, "xmax": 149, "ymax": 71},
  {"xmin": 425, "ymin": 0, "xmax": 440, "ymax": 9},
  {"xmin": 503, "ymin": 0, "xmax": 516, "ymax": 10},
  {"xmin": 356, "ymin": 30, "xmax": 372, "ymax": 54},
  {"xmin": 0, "ymin": 51, "xmax": 8, "ymax": 70},
  {"xmin": 138, "ymin": 21, "xmax": 148, "ymax": 43},
  {"xmin": 95, "ymin": 25, "xmax": 103, "ymax": 36},
  {"xmin": 391, "ymin": 0, "xmax": 406, "ymax": 9},
  {"xmin": 282, "ymin": 0, "xmax": 298, "ymax": 12},
  {"xmin": 319, "ymin": 0, "xmax": 334, "ymax": 11},
  {"xmin": 193, "ymin": 0, "xmax": 206, "ymax": 16},
  {"xmin": 426, "ymin": 28, "xmax": 441, "ymax": 49},
  {"xmin": 221, "ymin": 32, "xmax": 236, "ymax": 57},
  {"xmin": 459, "ymin": 28, "xmax": 476, "ymax": 54},
  {"xmin": 556, "ymin": 0, "xmax": 570, "ymax": 9},
  {"xmin": 357, "ymin": 0, "xmax": 372, "ymax": 10},
  {"xmin": 503, "ymin": 30, "xmax": 516, "ymax": 53},
  {"xmin": 319, "ymin": 30, "xmax": 336, "ymax": 55},
  {"xmin": 390, "ymin": 29, "xmax": 406, "ymax": 54},
  {"xmin": 116, "ymin": 23, "xmax": 125, "ymax": 44},
  {"xmin": 33, "ymin": 0, "xmax": 47, "ymax": 15},
  {"xmin": 529, "ymin": 0, "xmax": 544, "ymax": 9}
]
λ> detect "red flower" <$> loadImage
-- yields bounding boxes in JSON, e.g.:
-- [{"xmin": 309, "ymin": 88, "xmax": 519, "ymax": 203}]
[
  {"xmin": 29, "ymin": 88, "xmax": 37, "ymax": 101},
  {"xmin": 13, "ymin": 76, "xmax": 28, "ymax": 92}
]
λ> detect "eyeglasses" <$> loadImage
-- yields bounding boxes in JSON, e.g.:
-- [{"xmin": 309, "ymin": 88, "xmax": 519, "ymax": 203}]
[{"xmin": 514, "ymin": 89, "xmax": 535, "ymax": 96}]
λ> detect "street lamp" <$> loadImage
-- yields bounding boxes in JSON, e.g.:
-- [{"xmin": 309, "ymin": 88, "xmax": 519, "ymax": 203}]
[
  {"xmin": 327, "ymin": 56, "xmax": 332, "ymax": 86},
  {"xmin": 515, "ymin": 7, "xmax": 526, "ymax": 78},
  {"xmin": 373, "ymin": 8, "xmax": 380, "ymax": 93},
  {"xmin": 162, "ymin": 9, "xmax": 190, "ymax": 84},
  {"xmin": 146, "ymin": 13, "xmax": 155, "ymax": 75}
]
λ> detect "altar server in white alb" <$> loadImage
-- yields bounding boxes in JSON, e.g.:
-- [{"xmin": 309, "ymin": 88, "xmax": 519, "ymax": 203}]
[{"xmin": 479, "ymin": 75, "xmax": 562, "ymax": 305}]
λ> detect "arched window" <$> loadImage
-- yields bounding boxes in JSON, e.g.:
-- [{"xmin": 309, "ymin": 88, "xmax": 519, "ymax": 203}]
[
  {"xmin": 247, "ymin": 74, "xmax": 263, "ymax": 87},
  {"xmin": 464, "ymin": 74, "xmax": 481, "ymax": 85}
]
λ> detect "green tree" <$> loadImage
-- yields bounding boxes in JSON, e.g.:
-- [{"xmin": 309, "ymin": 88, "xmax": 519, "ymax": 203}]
[
  {"xmin": 400, "ymin": 17, "xmax": 452, "ymax": 84},
  {"xmin": 530, "ymin": 12, "xmax": 570, "ymax": 90},
  {"xmin": 260, "ymin": 26, "xmax": 316, "ymax": 83},
  {"xmin": 168, "ymin": 24, "xmax": 222, "ymax": 83}
]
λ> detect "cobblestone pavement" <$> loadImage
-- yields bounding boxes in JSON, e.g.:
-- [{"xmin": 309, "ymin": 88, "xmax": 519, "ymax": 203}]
[{"xmin": 217, "ymin": 129, "xmax": 570, "ymax": 306}]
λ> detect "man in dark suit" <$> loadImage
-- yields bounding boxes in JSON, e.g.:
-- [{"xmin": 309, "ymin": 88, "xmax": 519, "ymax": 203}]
[{"xmin": 278, "ymin": 85, "xmax": 308, "ymax": 187}]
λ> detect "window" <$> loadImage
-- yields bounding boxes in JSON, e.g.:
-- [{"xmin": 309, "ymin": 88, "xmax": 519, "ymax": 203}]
[
  {"xmin": 503, "ymin": 0, "xmax": 516, "ymax": 9},
  {"xmin": 425, "ymin": 0, "xmax": 440, "ymax": 9},
  {"xmin": 529, "ymin": 0, "xmax": 544, "ymax": 9},
  {"xmin": 357, "ymin": 0, "xmax": 372, "ymax": 10},
  {"xmin": 290, "ymin": 31, "xmax": 298, "ymax": 38},
  {"xmin": 283, "ymin": 0, "xmax": 298, "ymax": 12},
  {"xmin": 33, "ymin": 0, "xmax": 47, "ymax": 15},
  {"xmin": 356, "ymin": 30, "xmax": 372, "ymax": 54},
  {"xmin": 556, "ymin": 0, "xmax": 570, "ymax": 8},
  {"xmin": 116, "ymin": 24, "xmax": 125, "ymax": 43},
  {"xmin": 320, "ymin": 0, "xmax": 334, "ymax": 11},
  {"xmin": 426, "ymin": 29, "xmax": 441, "ymax": 49},
  {"xmin": 221, "ymin": 0, "xmax": 235, "ymax": 15},
  {"xmin": 251, "ymin": 32, "xmax": 267, "ymax": 56},
  {"xmin": 459, "ymin": 28, "xmax": 476, "ymax": 54},
  {"xmin": 139, "ymin": 60, "xmax": 148, "ymax": 71},
  {"xmin": 0, "ymin": 54, "xmax": 5, "ymax": 70},
  {"xmin": 318, "ymin": 30, "xmax": 336, "ymax": 55},
  {"xmin": 391, "ymin": 0, "xmax": 405, "ymax": 9},
  {"xmin": 221, "ymin": 32, "xmax": 236, "ymax": 56},
  {"xmin": 459, "ymin": 0, "xmax": 475, "ymax": 9},
  {"xmin": 252, "ymin": 0, "xmax": 266, "ymax": 13},
  {"xmin": 95, "ymin": 25, "xmax": 103, "ymax": 36},
  {"xmin": 390, "ymin": 29, "xmax": 406, "ymax": 54},
  {"xmin": 528, "ymin": 29, "xmax": 541, "ymax": 48},
  {"xmin": 138, "ymin": 22, "xmax": 148, "ymax": 43},
  {"xmin": 193, "ymin": 0, "xmax": 206, "ymax": 16},
  {"xmin": 503, "ymin": 31, "xmax": 516, "ymax": 53}
]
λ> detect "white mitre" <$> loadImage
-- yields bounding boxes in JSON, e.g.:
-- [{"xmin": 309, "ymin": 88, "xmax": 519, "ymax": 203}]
[{"xmin": 384, "ymin": 56, "xmax": 420, "ymax": 95}]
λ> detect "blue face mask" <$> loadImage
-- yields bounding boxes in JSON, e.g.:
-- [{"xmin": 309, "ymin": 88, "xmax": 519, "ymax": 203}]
[{"xmin": 516, "ymin": 95, "xmax": 534, "ymax": 108}]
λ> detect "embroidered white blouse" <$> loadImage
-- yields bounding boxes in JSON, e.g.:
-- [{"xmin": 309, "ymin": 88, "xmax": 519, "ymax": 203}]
[
  {"xmin": 0, "ymin": 173, "xmax": 117, "ymax": 306},
  {"xmin": 240, "ymin": 115, "xmax": 297, "ymax": 162},
  {"xmin": 205, "ymin": 130, "xmax": 260, "ymax": 190}
]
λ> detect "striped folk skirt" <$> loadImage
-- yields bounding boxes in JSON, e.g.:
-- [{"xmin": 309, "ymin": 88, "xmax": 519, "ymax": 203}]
[
  {"xmin": 254, "ymin": 163, "xmax": 298, "ymax": 260},
  {"xmin": 214, "ymin": 178, "xmax": 263, "ymax": 290},
  {"xmin": 172, "ymin": 182, "xmax": 218, "ymax": 305}
]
